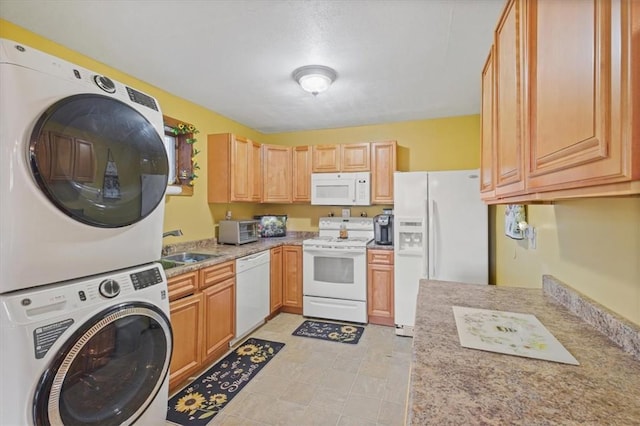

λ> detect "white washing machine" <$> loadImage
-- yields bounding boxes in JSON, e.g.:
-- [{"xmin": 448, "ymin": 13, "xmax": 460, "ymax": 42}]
[
  {"xmin": 0, "ymin": 38, "xmax": 170, "ymax": 294},
  {"xmin": 0, "ymin": 262, "xmax": 173, "ymax": 425}
]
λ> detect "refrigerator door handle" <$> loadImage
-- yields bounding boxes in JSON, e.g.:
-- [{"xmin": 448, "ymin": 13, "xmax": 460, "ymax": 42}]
[{"xmin": 429, "ymin": 199, "xmax": 436, "ymax": 278}]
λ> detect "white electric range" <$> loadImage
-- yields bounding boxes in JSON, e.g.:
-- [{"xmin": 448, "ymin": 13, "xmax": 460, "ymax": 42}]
[{"xmin": 302, "ymin": 217, "xmax": 374, "ymax": 323}]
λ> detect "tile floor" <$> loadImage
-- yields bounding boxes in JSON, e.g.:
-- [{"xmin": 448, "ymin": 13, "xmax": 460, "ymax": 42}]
[{"xmin": 172, "ymin": 313, "xmax": 413, "ymax": 426}]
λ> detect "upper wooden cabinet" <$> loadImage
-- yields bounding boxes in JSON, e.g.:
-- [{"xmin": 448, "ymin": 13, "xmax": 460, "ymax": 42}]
[
  {"xmin": 292, "ymin": 146, "xmax": 312, "ymax": 203},
  {"xmin": 494, "ymin": 0, "xmax": 526, "ymax": 197},
  {"xmin": 262, "ymin": 144, "xmax": 292, "ymax": 203},
  {"xmin": 371, "ymin": 141, "xmax": 397, "ymax": 204},
  {"xmin": 481, "ymin": 0, "xmax": 639, "ymax": 203},
  {"xmin": 312, "ymin": 145, "xmax": 341, "ymax": 172},
  {"xmin": 480, "ymin": 48, "xmax": 496, "ymax": 200},
  {"xmin": 208, "ymin": 133, "xmax": 262, "ymax": 203},
  {"xmin": 341, "ymin": 143, "xmax": 370, "ymax": 171},
  {"xmin": 312, "ymin": 143, "xmax": 371, "ymax": 172}
]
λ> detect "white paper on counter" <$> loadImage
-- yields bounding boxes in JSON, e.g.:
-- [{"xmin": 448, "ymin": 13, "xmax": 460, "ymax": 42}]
[{"xmin": 452, "ymin": 306, "xmax": 579, "ymax": 365}]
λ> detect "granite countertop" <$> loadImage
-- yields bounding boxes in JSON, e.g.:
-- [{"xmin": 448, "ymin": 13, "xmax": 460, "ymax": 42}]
[
  {"xmin": 161, "ymin": 232, "xmax": 314, "ymax": 278},
  {"xmin": 162, "ymin": 233, "xmax": 395, "ymax": 278},
  {"xmin": 409, "ymin": 277, "xmax": 640, "ymax": 425}
]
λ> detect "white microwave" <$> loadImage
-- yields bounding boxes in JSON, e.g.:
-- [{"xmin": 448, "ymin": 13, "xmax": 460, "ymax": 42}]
[{"xmin": 311, "ymin": 172, "xmax": 371, "ymax": 206}]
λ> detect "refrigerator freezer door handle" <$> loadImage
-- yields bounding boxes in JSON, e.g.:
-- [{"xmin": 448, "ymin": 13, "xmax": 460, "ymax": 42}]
[{"xmin": 429, "ymin": 199, "xmax": 436, "ymax": 278}]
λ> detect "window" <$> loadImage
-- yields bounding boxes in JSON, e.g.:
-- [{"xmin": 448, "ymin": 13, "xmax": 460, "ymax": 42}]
[{"xmin": 163, "ymin": 115, "xmax": 198, "ymax": 196}]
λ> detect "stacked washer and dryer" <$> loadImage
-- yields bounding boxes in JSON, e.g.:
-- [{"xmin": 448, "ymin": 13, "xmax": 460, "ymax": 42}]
[{"xmin": 0, "ymin": 39, "xmax": 173, "ymax": 425}]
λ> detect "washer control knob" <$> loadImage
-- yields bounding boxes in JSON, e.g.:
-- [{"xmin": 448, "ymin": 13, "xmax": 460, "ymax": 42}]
[
  {"xmin": 94, "ymin": 75, "xmax": 116, "ymax": 93},
  {"xmin": 99, "ymin": 279, "xmax": 120, "ymax": 298}
]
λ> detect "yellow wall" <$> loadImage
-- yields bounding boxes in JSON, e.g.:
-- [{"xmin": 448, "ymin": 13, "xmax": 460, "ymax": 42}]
[
  {"xmin": 4, "ymin": 20, "xmax": 638, "ymax": 326},
  {"xmin": 494, "ymin": 198, "xmax": 640, "ymax": 325}
]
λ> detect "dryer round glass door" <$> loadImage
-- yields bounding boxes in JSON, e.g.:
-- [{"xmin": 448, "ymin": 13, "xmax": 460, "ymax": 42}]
[
  {"xmin": 32, "ymin": 303, "xmax": 172, "ymax": 426},
  {"xmin": 28, "ymin": 94, "xmax": 169, "ymax": 228}
]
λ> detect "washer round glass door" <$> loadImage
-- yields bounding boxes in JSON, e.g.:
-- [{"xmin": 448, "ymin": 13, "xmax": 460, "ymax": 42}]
[
  {"xmin": 33, "ymin": 303, "xmax": 172, "ymax": 426},
  {"xmin": 29, "ymin": 94, "xmax": 168, "ymax": 228}
]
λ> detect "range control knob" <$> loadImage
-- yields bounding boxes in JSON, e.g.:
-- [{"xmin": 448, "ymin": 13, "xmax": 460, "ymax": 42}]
[
  {"xmin": 99, "ymin": 279, "xmax": 121, "ymax": 298},
  {"xmin": 94, "ymin": 75, "xmax": 116, "ymax": 93}
]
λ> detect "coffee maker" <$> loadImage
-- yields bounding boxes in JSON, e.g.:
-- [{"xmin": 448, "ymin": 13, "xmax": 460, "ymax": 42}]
[{"xmin": 373, "ymin": 213, "xmax": 394, "ymax": 245}]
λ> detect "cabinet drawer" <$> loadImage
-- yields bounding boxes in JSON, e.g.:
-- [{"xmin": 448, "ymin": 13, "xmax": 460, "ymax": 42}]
[
  {"xmin": 368, "ymin": 250, "xmax": 394, "ymax": 265},
  {"xmin": 167, "ymin": 271, "xmax": 198, "ymax": 302},
  {"xmin": 200, "ymin": 260, "xmax": 235, "ymax": 289}
]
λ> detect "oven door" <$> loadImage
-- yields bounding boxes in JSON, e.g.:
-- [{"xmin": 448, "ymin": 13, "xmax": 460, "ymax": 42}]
[
  {"xmin": 303, "ymin": 246, "xmax": 367, "ymax": 301},
  {"xmin": 33, "ymin": 302, "xmax": 172, "ymax": 426}
]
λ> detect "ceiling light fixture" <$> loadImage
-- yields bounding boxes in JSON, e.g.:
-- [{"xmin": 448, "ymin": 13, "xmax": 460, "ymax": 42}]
[{"xmin": 292, "ymin": 65, "xmax": 337, "ymax": 96}]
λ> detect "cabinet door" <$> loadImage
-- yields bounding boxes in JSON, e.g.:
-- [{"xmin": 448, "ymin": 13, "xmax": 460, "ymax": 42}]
[
  {"xmin": 270, "ymin": 246, "xmax": 283, "ymax": 314},
  {"xmin": 282, "ymin": 245, "xmax": 303, "ymax": 313},
  {"xmin": 202, "ymin": 277, "xmax": 235, "ymax": 364},
  {"xmin": 494, "ymin": 0, "xmax": 526, "ymax": 196},
  {"xmin": 526, "ymin": 0, "xmax": 634, "ymax": 191},
  {"xmin": 169, "ymin": 293, "xmax": 204, "ymax": 391},
  {"xmin": 262, "ymin": 145, "xmax": 292, "ymax": 203},
  {"xmin": 200, "ymin": 260, "xmax": 235, "ymax": 290},
  {"xmin": 250, "ymin": 140, "xmax": 262, "ymax": 202},
  {"xmin": 312, "ymin": 145, "xmax": 340, "ymax": 172},
  {"xmin": 292, "ymin": 146, "xmax": 312, "ymax": 202},
  {"xmin": 371, "ymin": 141, "xmax": 397, "ymax": 204},
  {"xmin": 230, "ymin": 136, "xmax": 251, "ymax": 201},
  {"xmin": 73, "ymin": 139, "xmax": 95, "ymax": 182},
  {"xmin": 367, "ymin": 250, "xmax": 394, "ymax": 326},
  {"xmin": 480, "ymin": 48, "xmax": 496, "ymax": 199},
  {"xmin": 342, "ymin": 143, "xmax": 370, "ymax": 171}
]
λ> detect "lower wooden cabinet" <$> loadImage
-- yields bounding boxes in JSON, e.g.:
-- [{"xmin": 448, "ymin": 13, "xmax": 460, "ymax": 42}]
[
  {"xmin": 367, "ymin": 249, "xmax": 394, "ymax": 326},
  {"xmin": 167, "ymin": 260, "xmax": 236, "ymax": 392},
  {"xmin": 269, "ymin": 246, "xmax": 284, "ymax": 315},
  {"xmin": 168, "ymin": 292, "xmax": 204, "ymax": 390},
  {"xmin": 281, "ymin": 245, "xmax": 303, "ymax": 314},
  {"xmin": 202, "ymin": 277, "xmax": 235, "ymax": 364}
]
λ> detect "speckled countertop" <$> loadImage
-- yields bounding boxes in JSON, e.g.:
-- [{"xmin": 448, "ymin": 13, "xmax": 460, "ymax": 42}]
[
  {"xmin": 409, "ymin": 278, "xmax": 640, "ymax": 425},
  {"xmin": 162, "ymin": 233, "xmax": 395, "ymax": 278},
  {"xmin": 161, "ymin": 232, "xmax": 315, "ymax": 278}
]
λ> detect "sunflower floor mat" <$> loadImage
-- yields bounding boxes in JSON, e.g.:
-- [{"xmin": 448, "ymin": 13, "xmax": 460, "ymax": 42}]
[
  {"xmin": 292, "ymin": 320, "xmax": 365, "ymax": 344},
  {"xmin": 166, "ymin": 338, "xmax": 285, "ymax": 425}
]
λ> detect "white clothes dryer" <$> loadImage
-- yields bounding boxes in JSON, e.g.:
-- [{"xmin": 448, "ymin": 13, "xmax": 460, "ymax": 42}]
[
  {"xmin": 0, "ymin": 38, "xmax": 170, "ymax": 294},
  {"xmin": 0, "ymin": 262, "xmax": 173, "ymax": 426}
]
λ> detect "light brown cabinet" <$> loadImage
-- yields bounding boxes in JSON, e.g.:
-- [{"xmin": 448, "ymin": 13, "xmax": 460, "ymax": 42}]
[
  {"xmin": 312, "ymin": 143, "xmax": 372, "ymax": 173},
  {"xmin": 201, "ymin": 277, "xmax": 235, "ymax": 364},
  {"xmin": 312, "ymin": 145, "xmax": 341, "ymax": 172},
  {"xmin": 481, "ymin": 0, "xmax": 640, "ymax": 203},
  {"xmin": 371, "ymin": 141, "xmax": 397, "ymax": 204},
  {"xmin": 494, "ymin": 0, "xmax": 526, "ymax": 197},
  {"xmin": 167, "ymin": 260, "xmax": 235, "ymax": 391},
  {"xmin": 367, "ymin": 249, "xmax": 394, "ymax": 326},
  {"xmin": 269, "ymin": 246, "xmax": 284, "ymax": 315},
  {"xmin": 262, "ymin": 144, "xmax": 292, "ymax": 203},
  {"xmin": 480, "ymin": 48, "xmax": 496, "ymax": 200},
  {"xmin": 208, "ymin": 133, "xmax": 262, "ymax": 203},
  {"xmin": 281, "ymin": 245, "xmax": 303, "ymax": 314},
  {"xmin": 292, "ymin": 146, "xmax": 312, "ymax": 202},
  {"xmin": 341, "ymin": 143, "xmax": 370, "ymax": 171},
  {"xmin": 168, "ymin": 292, "xmax": 204, "ymax": 391}
]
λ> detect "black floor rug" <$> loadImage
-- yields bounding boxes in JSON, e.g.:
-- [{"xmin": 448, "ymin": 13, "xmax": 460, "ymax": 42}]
[
  {"xmin": 292, "ymin": 320, "xmax": 365, "ymax": 344},
  {"xmin": 166, "ymin": 338, "xmax": 284, "ymax": 426}
]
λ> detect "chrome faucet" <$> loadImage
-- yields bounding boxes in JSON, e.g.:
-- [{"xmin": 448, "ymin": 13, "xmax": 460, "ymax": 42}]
[{"xmin": 163, "ymin": 229, "xmax": 183, "ymax": 238}]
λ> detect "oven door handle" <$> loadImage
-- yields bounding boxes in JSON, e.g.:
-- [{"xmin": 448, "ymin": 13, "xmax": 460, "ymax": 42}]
[{"xmin": 303, "ymin": 248, "xmax": 364, "ymax": 257}]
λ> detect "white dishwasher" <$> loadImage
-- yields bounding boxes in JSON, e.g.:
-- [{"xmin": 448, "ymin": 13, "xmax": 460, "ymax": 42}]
[{"xmin": 232, "ymin": 250, "xmax": 270, "ymax": 346}]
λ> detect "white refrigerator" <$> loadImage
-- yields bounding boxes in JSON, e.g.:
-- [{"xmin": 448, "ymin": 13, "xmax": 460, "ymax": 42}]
[{"xmin": 393, "ymin": 170, "xmax": 488, "ymax": 336}]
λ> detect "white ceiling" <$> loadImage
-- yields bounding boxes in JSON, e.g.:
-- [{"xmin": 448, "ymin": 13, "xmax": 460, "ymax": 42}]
[{"xmin": 0, "ymin": 0, "xmax": 504, "ymax": 134}]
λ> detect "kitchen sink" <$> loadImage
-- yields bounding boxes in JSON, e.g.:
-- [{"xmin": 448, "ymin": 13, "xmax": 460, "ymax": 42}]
[{"xmin": 161, "ymin": 252, "xmax": 221, "ymax": 264}]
